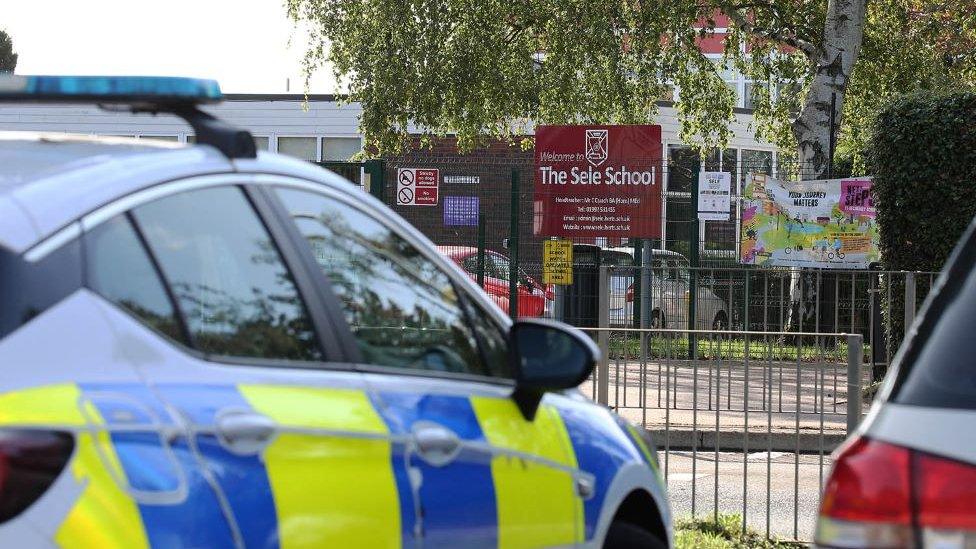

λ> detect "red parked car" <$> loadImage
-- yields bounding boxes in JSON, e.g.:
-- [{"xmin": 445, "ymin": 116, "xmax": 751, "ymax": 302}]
[{"xmin": 437, "ymin": 246, "xmax": 553, "ymax": 317}]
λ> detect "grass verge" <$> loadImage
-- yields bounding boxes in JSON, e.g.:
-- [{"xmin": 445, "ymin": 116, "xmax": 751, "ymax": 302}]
[
  {"xmin": 674, "ymin": 515, "xmax": 805, "ymax": 548},
  {"xmin": 608, "ymin": 334, "xmax": 868, "ymax": 363}
]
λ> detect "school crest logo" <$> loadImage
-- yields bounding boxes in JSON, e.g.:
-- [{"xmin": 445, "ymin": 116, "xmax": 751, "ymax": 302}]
[{"xmin": 585, "ymin": 129, "xmax": 608, "ymax": 167}]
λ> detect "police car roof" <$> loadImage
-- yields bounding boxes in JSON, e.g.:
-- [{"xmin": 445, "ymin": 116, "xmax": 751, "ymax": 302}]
[{"xmin": 0, "ymin": 132, "xmax": 340, "ymax": 254}]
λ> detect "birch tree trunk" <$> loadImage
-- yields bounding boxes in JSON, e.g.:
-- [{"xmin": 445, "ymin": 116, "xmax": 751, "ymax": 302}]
[
  {"xmin": 792, "ymin": 0, "xmax": 868, "ymax": 180},
  {"xmin": 786, "ymin": 0, "xmax": 868, "ymax": 339}
]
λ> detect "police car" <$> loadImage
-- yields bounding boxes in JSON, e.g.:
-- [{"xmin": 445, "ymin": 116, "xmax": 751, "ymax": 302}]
[{"xmin": 0, "ymin": 76, "xmax": 672, "ymax": 548}]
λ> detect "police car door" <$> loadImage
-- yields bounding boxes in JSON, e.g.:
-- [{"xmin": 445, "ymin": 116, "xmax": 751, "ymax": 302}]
[
  {"xmin": 0, "ymin": 223, "xmax": 204, "ymax": 546},
  {"xmin": 272, "ymin": 183, "xmax": 585, "ymax": 547},
  {"xmin": 91, "ymin": 181, "xmax": 403, "ymax": 547}
]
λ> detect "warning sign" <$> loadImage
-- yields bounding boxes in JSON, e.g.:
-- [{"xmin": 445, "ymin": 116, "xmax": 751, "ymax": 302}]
[
  {"xmin": 396, "ymin": 168, "xmax": 439, "ymax": 206},
  {"xmin": 543, "ymin": 239, "xmax": 573, "ymax": 285}
]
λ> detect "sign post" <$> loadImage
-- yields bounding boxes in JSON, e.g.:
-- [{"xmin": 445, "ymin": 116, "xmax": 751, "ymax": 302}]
[
  {"xmin": 443, "ymin": 196, "xmax": 479, "ymax": 226},
  {"xmin": 689, "ymin": 161, "xmax": 700, "ymax": 359},
  {"xmin": 697, "ymin": 171, "xmax": 732, "ymax": 221},
  {"xmin": 740, "ymin": 175, "xmax": 878, "ymax": 268},
  {"xmin": 509, "ymin": 169, "xmax": 520, "ymax": 321}
]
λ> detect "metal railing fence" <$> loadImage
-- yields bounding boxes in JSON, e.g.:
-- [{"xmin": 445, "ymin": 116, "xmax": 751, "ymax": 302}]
[
  {"xmin": 579, "ymin": 327, "xmax": 864, "ymax": 542},
  {"xmin": 540, "ymin": 265, "xmax": 936, "ymax": 381}
]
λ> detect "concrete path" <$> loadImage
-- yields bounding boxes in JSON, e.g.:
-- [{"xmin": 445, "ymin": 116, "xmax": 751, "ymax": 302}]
[{"xmin": 663, "ymin": 450, "xmax": 828, "ymax": 542}]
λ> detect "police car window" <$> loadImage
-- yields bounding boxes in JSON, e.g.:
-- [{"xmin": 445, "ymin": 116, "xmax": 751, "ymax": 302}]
[
  {"xmin": 132, "ymin": 186, "xmax": 322, "ymax": 362},
  {"xmin": 84, "ymin": 215, "xmax": 186, "ymax": 344},
  {"xmin": 275, "ymin": 187, "xmax": 490, "ymax": 377},
  {"xmin": 457, "ymin": 290, "xmax": 512, "ymax": 378}
]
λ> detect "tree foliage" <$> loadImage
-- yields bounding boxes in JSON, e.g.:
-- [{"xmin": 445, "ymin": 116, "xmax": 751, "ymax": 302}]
[
  {"xmin": 842, "ymin": 0, "xmax": 976, "ymax": 172},
  {"xmin": 286, "ymin": 0, "xmax": 975, "ymax": 167},
  {"xmin": 0, "ymin": 29, "xmax": 16, "ymax": 73}
]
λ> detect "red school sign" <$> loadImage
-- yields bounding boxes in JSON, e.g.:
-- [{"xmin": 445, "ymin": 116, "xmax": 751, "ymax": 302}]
[{"xmin": 533, "ymin": 125, "xmax": 663, "ymax": 239}]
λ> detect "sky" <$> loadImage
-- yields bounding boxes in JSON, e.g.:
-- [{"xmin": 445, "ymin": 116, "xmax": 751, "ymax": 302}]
[{"xmin": 3, "ymin": 0, "xmax": 337, "ymax": 93}]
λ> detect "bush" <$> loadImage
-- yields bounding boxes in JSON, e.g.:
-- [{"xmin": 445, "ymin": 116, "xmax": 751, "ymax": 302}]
[{"xmin": 868, "ymin": 92, "xmax": 976, "ymax": 363}]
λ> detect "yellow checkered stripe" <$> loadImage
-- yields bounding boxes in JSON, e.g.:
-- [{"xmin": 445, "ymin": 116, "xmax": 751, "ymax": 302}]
[{"xmin": 237, "ymin": 385, "xmax": 402, "ymax": 549}]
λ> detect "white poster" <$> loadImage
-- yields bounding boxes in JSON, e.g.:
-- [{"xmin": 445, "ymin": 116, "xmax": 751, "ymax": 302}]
[{"xmin": 698, "ymin": 171, "xmax": 732, "ymax": 221}]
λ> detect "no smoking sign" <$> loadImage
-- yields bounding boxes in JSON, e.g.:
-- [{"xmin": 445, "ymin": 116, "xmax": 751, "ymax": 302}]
[{"xmin": 396, "ymin": 168, "xmax": 439, "ymax": 206}]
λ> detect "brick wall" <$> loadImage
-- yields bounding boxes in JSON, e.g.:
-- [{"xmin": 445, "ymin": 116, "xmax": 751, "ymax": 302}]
[{"xmin": 382, "ymin": 136, "xmax": 545, "ymax": 278}]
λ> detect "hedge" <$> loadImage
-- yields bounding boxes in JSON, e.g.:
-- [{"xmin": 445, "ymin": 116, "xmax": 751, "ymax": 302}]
[{"xmin": 868, "ymin": 91, "xmax": 976, "ymax": 363}]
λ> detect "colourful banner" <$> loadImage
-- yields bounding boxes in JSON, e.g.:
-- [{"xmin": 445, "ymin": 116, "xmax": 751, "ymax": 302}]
[{"xmin": 740, "ymin": 174, "xmax": 879, "ymax": 269}]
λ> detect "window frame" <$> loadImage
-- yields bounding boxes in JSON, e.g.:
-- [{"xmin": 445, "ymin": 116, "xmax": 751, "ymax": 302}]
[{"xmin": 261, "ymin": 177, "xmax": 517, "ymax": 386}]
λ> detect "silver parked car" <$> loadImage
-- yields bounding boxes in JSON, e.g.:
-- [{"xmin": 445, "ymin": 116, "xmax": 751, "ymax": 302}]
[
  {"xmin": 815, "ymin": 217, "xmax": 976, "ymax": 548},
  {"xmin": 604, "ymin": 248, "xmax": 730, "ymax": 330}
]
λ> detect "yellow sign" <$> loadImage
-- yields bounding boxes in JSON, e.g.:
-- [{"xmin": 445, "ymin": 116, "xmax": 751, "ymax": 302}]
[{"xmin": 543, "ymin": 240, "xmax": 573, "ymax": 285}]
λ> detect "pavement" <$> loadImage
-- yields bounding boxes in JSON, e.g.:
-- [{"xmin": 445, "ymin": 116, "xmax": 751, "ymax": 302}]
[{"xmin": 663, "ymin": 450, "xmax": 827, "ymax": 542}]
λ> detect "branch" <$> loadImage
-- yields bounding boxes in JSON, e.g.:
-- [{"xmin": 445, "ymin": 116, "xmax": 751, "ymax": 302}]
[{"xmin": 719, "ymin": 5, "xmax": 820, "ymax": 59}]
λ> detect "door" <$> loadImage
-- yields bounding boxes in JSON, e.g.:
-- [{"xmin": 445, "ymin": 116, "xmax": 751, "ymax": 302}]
[
  {"xmin": 662, "ymin": 258, "xmax": 689, "ymax": 328},
  {"xmin": 80, "ymin": 211, "xmax": 243, "ymax": 546},
  {"xmin": 272, "ymin": 184, "xmax": 584, "ymax": 547},
  {"xmin": 95, "ymin": 183, "xmax": 403, "ymax": 547}
]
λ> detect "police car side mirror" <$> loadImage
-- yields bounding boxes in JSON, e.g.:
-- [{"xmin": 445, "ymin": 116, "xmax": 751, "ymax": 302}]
[{"xmin": 509, "ymin": 319, "xmax": 598, "ymax": 421}]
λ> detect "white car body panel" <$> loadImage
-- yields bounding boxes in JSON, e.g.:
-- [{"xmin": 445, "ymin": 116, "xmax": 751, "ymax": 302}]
[{"xmin": 861, "ymin": 402, "xmax": 976, "ymax": 466}]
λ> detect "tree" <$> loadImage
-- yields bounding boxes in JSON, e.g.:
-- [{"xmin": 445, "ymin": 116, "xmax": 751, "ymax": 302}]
[
  {"xmin": 286, "ymin": 0, "xmax": 974, "ymax": 177},
  {"xmin": 0, "ymin": 29, "xmax": 16, "ymax": 73}
]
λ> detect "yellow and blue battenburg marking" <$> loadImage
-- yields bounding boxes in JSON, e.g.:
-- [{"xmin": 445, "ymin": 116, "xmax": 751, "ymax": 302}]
[
  {"xmin": 148, "ymin": 384, "xmax": 279, "ymax": 547},
  {"xmin": 237, "ymin": 385, "xmax": 401, "ymax": 548},
  {"xmin": 0, "ymin": 383, "xmax": 653, "ymax": 548},
  {"xmin": 371, "ymin": 392, "xmax": 499, "ymax": 549},
  {"xmin": 80, "ymin": 383, "xmax": 244, "ymax": 548},
  {"xmin": 0, "ymin": 384, "xmax": 151, "ymax": 548},
  {"xmin": 471, "ymin": 397, "xmax": 583, "ymax": 548},
  {"xmin": 556, "ymin": 401, "xmax": 649, "ymax": 541}
]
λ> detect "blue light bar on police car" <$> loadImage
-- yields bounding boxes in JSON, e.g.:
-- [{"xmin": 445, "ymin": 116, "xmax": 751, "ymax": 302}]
[
  {"xmin": 0, "ymin": 75, "xmax": 222, "ymax": 104},
  {"xmin": 0, "ymin": 74, "xmax": 253, "ymax": 159}
]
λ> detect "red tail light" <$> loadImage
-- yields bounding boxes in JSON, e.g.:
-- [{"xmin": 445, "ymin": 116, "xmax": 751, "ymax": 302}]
[
  {"xmin": 0, "ymin": 430, "xmax": 74, "ymax": 523},
  {"xmin": 817, "ymin": 436, "xmax": 976, "ymax": 548},
  {"xmin": 916, "ymin": 451, "xmax": 976, "ymax": 535},
  {"xmin": 545, "ymin": 284, "xmax": 555, "ymax": 302}
]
